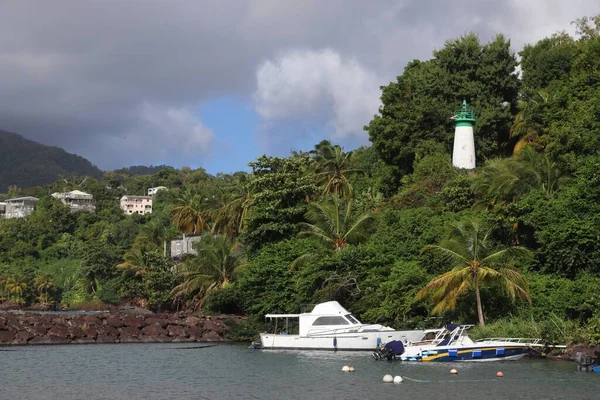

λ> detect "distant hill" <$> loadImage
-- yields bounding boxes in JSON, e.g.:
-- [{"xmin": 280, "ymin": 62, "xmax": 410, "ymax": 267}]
[
  {"xmin": 113, "ymin": 165, "xmax": 171, "ymax": 176},
  {"xmin": 0, "ymin": 130, "xmax": 103, "ymax": 193}
]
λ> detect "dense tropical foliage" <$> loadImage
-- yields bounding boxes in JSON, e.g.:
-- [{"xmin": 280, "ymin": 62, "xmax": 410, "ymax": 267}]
[{"xmin": 1, "ymin": 15, "xmax": 600, "ymax": 344}]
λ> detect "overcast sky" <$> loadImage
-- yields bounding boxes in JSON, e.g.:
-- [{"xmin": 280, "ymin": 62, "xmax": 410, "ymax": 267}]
[{"xmin": 0, "ymin": 0, "xmax": 597, "ymax": 173}]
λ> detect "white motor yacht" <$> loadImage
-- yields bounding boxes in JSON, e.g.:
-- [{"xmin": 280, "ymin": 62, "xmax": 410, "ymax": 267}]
[{"xmin": 253, "ymin": 301, "xmax": 425, "ymax": 350}]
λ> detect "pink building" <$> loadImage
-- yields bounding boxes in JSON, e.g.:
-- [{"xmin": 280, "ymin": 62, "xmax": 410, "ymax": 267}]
[{"xmin": 120, "ymin": 195, "xmax": 152, "ymax": 215}]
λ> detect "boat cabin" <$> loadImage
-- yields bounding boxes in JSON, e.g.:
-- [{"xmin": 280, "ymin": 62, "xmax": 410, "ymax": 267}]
[{"xmin": 264, "ymin": 301, "xmax": 369, "ymax": 337}]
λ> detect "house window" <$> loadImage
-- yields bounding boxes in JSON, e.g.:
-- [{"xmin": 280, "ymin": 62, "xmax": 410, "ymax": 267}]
[{"xmin": 176, "ymin": 242, "xmax": 182, "ymax": 255}]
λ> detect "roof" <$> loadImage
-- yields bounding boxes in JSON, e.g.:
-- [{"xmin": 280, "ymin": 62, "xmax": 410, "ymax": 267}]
[
  {"xmin": 52, "ymin": 190, "xmax": 93, "ymax": 199},
  {"xmin": 5, "ymin": 196, "xmax": 39, "ymax": 202},
  {"xmin": 121, "ymin": 195, "xmax": 152, "ymax": 200},
  {"xmin": 265, "ymin": 301, "xmax": 351, "ymax": 319}
]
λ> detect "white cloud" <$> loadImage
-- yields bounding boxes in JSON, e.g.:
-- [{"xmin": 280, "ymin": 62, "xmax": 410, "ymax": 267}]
[
  {"xmin": 254, "ymin": 49, "xmax": 381, "ymax": 142},
  {"xmin": 98, "ymin": 102, "xmax": 214, "ymax": 167}
]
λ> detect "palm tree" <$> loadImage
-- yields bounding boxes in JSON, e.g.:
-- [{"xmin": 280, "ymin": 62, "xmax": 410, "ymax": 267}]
[
  {"xmin": 299, "ymin": 195, "xmax": 373, "ymax": 251},
  {"xmin": 34, "ymin": 276, "xmax": 54, "ymax": 305},
  {"xmin": 171, "ymin": 189, "xmax": 209, "ymax": 235},
  {"xmin": 510, "ymin": 89, "xmax": 551, "ymax": 154},
  {"xmin": 170, "ymin": 234, "xmax": 246, "ymax": 309},
  {"xmin": 211, "ymin": 174, "xmax": 252, "ymax": 239},
  {"xmin": 313, "ymin": 142, "xmax": 362, "ymax": 198},
  {"xmin": 116, "ymin": 245, "xmax": 162, "ymax": 276},
  {"xmin": 5, "ymin": 279, "xmax": 27, "ymax": 305},
  {"xmin": 475, "ymin": 147, "xmax": 568, "ymax": 206},
  {"xmin": 291, "ymin": 195, "xmax": 373, "ymax": 269},
  {"xmin": 417, "ymin": 219, "xmax": 532, "ymax": 327},
  {"xmin": 135, "ymin": 218, "xmax": 167, "ymax": 247}
]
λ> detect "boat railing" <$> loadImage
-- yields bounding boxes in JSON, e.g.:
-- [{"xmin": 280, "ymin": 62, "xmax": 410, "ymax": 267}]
[
  {"xmin": 307, "ymin": 324, "xmax": 387, "ymax": 336},
  {"xmin": 475, "ymin": 337, "xmax": 544, "ymax": 346}
]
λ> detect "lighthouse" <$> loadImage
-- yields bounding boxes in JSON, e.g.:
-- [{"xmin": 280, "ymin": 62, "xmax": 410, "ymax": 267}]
[{"xmin": 451, "ymin": 100, "xmax": 476, "ymax": 169}]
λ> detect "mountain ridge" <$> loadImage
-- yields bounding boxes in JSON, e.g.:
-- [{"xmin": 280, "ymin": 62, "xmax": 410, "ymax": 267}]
[{"xmin": 0, "ymin": 130, "xmax": 103, "ymax": 193}]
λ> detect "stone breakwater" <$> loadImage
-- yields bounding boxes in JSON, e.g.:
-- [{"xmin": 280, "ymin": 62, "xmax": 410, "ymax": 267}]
[{"xmin": 0, "ymin": 311, "xmax": 246, "ymax": 346}]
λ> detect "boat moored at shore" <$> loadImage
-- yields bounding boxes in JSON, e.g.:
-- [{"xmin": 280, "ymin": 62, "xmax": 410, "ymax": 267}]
[
  {"xmin": 253, "ymin": 301, "xmax": 425, "ymax": 351},
  {"xmin": 373, "ymin": 324, "xmax": 546, "ymax": 362}
]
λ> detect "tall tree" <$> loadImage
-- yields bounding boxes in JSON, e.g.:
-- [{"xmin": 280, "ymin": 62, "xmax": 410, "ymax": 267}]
[
  {"xmin": 418, "ymin": 220, "xmax": 531, "ymax": 326},
  {"xmin": 212, "ymin": 173, "xmax": 252, "ymax": 239},
  {"xmin": 171, "ymin": 189, "xmax": 209, "ymax": 235},
  {"xmin": 244, "ymin": 155, "xmax": 318, "ymax": 251},
  {"xmin": 170, "ymin": 234, "xmax": 246, "ymax": 309},
  {"xmin": 312, "ymin": 142, "xmax": 362, "ymax": 198},
  {"xmin": 367, "ymin": 33, "xmax": 519, "ymax": 193}
]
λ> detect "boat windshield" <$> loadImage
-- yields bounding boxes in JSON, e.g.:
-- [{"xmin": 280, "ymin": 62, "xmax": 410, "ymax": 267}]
[
  {"xmin": 346, "ymin": 314, "xmax": 360, "ymax": 324},
  {"xmin": 313, "ymin": 316, "xmax": 350, "ymax": 326}
]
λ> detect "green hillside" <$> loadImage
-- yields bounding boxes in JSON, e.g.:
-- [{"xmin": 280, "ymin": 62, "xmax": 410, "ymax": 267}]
[{"xmin": 0, "ymin": 130, "xmax": 103, "ymax": 192}]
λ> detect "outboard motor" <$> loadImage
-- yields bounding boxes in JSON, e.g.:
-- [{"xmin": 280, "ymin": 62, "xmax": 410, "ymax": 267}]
[{"xmin": 372, "ymin": 340, "xmax": 405, "ymax": 361}]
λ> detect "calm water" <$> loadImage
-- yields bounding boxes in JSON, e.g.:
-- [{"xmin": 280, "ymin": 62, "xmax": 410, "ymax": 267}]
[{"xmin": 1, "ymin": 343, "xmax": 598, "ymax": 400}]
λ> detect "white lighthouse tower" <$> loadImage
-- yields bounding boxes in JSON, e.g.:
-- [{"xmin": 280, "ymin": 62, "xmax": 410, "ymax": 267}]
[{"xmin": 451, "ymin": 100, "xmax": 476, "ymax": 169}]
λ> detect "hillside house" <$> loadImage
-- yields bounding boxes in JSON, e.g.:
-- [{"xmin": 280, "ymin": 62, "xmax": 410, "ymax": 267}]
[
  {"xmin": 3, "ymin": 196, "xmax": 38, "ymax": 219},
  {"xmin": 148, "ymin": 186, "xmax": 167, "ymax": 196},
  {"xmin": 120, "ymin": 195, "xmax": 152, "ymax": 215},
  {"xmin": 169, "ymin": 235, "xmax": 202, "ymax": 259},
  {"xmin": 51, "ymin": 190, "xmax": 95, "ymax": 213}
]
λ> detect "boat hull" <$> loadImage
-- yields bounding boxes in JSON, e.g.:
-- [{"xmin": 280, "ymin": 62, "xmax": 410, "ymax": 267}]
[
  {"xmin": 402, "ymin": 345, "xmax": 528, "ymax": 362},
  {"xmin": 259, "ymin": 330, "xmax": 424, "ymax": 351}
]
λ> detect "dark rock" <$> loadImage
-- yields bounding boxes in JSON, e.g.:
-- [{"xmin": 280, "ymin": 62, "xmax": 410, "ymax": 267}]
[
  {"xmin": 51, "ymin": 317, "xmax": 68, "ymax": 326},
  {"xmin": 118, "ymin": 326, "xmax": 140, "ymax": 339},
  {"xmin": 47, "ymin": 325, "xmax": 69, "ymax": 339},
  {"xmin": 139, "ymin": 335, "xmax": 173, "ymax": 343},
  {"xmin": 81, "ymin": 316, "xmax": 102, "ymax": 327},
  {"xmin": 71, "ymin": 338, "xmax": 97, "ymax": 345},
  {"xmin": 96, "ymin": 335, "xmax": 116, "ymax": 344},
  {"xmin": 29, "ymin": 336, "xmax": 70, "ymax": 345},
  {"xmin": 167, "ymin": 325, "xmax": 187, "ymax": 337},
  {"xmin": 118, "ymin": 306, "xmax": 154, "ymax": 315},
  {"xmin": 141, "ymin": 325, "xmax": 168, "ymax": 336},
  {"xmin": 185, "ymin": 316, "xmax": 202, "ymax": 327},
  {"xmin": 144, "ymin": 317, "xmax": 168, "ymax": 328},
  {"xmin": 105, "ymin": 317, "xmax": 124, "ymax": 328},
  {"xmin": 203, "ymin": 319, "xmax": 224, "ymax": 335},
  {"xmin": 68, "ymin": 326, "xmax": 86, "ymax": 340},
  {"xmin": 121, "ymin": 316, "xmax": 145, "ymax": 329},
  {"xmin": 172, "ymin": 336, "xmax": 194, "ymax": 343},
  {"xmin": 0, "ymin": 330, "xmax": 16, "ymax": 344},
  {"xmin": 97, "ymin": 325, "xmax": 118, "ymax": 337},
  {"xmin": 14, "ymin": 330, "xmax": 35, "ymax": 344},
  {"xmin": 185, "ymin": 326, "xmax": 204, "ymax": 341},
  {"xmin": 28, "ymin": 336, "xmax": 54, "ymax": 345},
  {"xmin": 201, "ymin": 330, "xmax": 223, "ymax": 342},
  {"xmin": 26, "ymin": 325, "xmax": 49, "ymax": 336}
]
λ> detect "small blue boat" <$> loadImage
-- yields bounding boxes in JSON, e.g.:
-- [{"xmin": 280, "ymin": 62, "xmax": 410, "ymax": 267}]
[{"xmin": 373, "ymin": 325, "xmax": 543, "ymax": 362}]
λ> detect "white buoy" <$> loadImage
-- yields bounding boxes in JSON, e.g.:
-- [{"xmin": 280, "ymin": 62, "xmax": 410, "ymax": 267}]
[
  {"xmin": 393, "ymin": 376, "xmax": 403, "ymax": 384},
  {"xmin": 383, "ymin": 374, "xmax": 393, "ymax": 383},
  {"xmin": 450, "ymin": 368, "xmax": 458, "ymax": 375},
  {"xmin": 342, "ymin": 365, "xmax": 350, "ymax": 372}
]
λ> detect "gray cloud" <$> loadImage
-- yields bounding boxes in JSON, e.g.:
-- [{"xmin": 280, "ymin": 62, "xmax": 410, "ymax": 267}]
[{"xmin": 0, "ymin": 0, "xmax": 596, "ymax": 170}]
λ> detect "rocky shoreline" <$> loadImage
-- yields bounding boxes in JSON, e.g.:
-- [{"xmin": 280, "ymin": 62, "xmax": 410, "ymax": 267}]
[{"xmin": 0, "ymin": 309, "xmax": 247, "ymax": 346}]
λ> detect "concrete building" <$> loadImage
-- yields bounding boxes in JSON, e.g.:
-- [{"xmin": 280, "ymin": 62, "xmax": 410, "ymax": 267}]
[
  {"xmin": 51, "ymin": 190, "xmax": 95, "ymax": 213},
  {"xmin": 3, "ymin": 196, "xmax": 39, "ymax": 219},
  {"xmin": 451, "ymin": 100, "xmax": 476, "ymax": 169},
  {"xmin": 169, "ymin": 235, "xmax": 202, "ymax": 258},
  {"xmin": 148, "ymin": 186, "xmax": 167, "ymax": 196},
  {"xmin": 120, "ymin": 195, "xmax": 152, "ymax": 215},
  {"xmin": 0, "ymin": 202, "xmax": 5, "ymax": 218}
]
